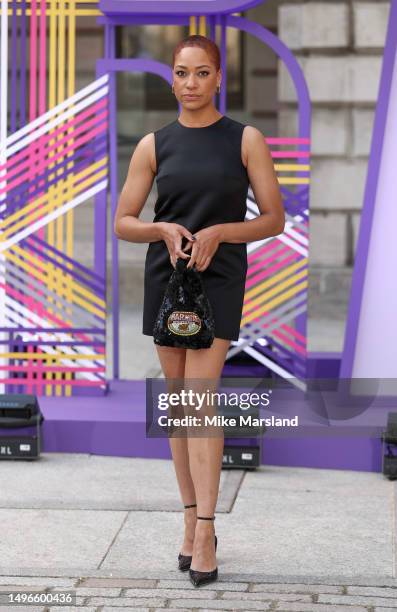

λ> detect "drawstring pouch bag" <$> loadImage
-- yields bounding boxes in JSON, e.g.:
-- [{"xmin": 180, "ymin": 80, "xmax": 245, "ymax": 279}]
[{"xmin": 153, "ymin": 257, "xmax": 215, "ymax": 349}]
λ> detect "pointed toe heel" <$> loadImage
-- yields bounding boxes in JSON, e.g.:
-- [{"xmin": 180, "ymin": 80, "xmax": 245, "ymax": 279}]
[
  {"xmin": 178, "ymin": 552, "xmax": 193, "ymax": 572},
  {"xmin": 178, "ymin": 503, "xmax": 196, "ymax": 571},
  {"xmin": 189, "ymin": 515, "xmax": 218, "ymax": 587},
  {"xmin": 178, "ymin": 507, "xmax": 218, "ymax": 571},
  {"xmin": 189, "ymin": 566, "xmax": 218, "ymax": 587}
]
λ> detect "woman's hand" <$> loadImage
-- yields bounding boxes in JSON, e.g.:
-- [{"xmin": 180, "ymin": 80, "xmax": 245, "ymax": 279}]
[
  {"xmin": 160, "ymin": 222, "xmax": 196, "ymax": 268},
  {"xmin": 182, "ymin": 225, "xmax": 222, "ymax": 272}
]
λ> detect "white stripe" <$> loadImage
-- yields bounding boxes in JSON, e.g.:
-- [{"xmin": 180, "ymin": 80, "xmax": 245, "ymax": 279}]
[
  {"xmin": 284, "ymin": 220, "xmax": 308, "ymax": 246},
  {"xmin": 246, "ymin": 205, "xmax": 308, "ymax": 247},
  {"xmin": 4, "ymin": 75, "xmax": 109, "ymax": 150},
  {"xmin": 242, "ymin": 346, "xmax": 306, "ymax": 391},
  {"xmin": 2, "ymin": 301, "xmax": 105, "ymax": 382},
  {"xmin": 247, "ymin": 237, "xmax": 273, "ymax": 254},
  {"xmin": 277, "ymin": 233, "xmax": 308, "ymax": 257},
  {"xmin": 246, "ymin": 200, "xmax": 259, "ymax": 215},
  {"xmin": 6, "ymin": 86, "xmax": 109, "ymax": 158},
  {"xmin": 0, "ymin": 180, "xmax": 107, "ymax": 253},
  {"xmin": 246, "ymin": 231, "xmax": 308, "ymax": 257}
]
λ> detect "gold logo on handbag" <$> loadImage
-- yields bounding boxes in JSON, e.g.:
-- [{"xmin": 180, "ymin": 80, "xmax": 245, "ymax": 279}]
[{"xmin": 167, "ymin": 311, "xmax": 202, "ymax": 336}]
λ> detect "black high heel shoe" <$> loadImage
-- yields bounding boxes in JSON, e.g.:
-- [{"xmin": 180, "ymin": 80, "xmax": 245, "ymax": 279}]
[
  {"xmin": 189, "ymin": 515, "xmax": 218, "ymax": 587},
  {"xmin": 178, "ymin": 506, "xmax": 218, "ymax": 572}
]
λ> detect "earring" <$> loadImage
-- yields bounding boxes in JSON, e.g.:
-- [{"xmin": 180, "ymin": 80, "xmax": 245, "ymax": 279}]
[{"xmin": 216, "ymin": 84, "xmax": 220, "ymax": 94}]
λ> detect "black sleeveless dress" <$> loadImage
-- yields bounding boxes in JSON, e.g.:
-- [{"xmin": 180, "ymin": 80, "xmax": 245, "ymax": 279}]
[{"xmin": 142, "ymin": 114, "xmax": 249, "ymax": 342}]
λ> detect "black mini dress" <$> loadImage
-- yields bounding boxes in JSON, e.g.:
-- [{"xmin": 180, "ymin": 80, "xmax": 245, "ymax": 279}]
[{"xmin": 142, "ymin": 114, "xmax": 250, "ymax": 342}]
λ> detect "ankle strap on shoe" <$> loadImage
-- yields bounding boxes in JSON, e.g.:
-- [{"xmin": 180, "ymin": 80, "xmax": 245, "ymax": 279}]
[
  {"xmin": 197, "ymin": 516, "xmax": 215, "ymax": 520},
  {"xmin": 184, "ymin": 504, "xmax": 197, "ymax": 509}
]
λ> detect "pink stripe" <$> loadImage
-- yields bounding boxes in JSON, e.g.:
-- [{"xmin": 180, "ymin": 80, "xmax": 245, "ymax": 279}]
[
  {"xmin": 28, "ymin": 0, "xmax": 38, "ymax": 326},
  {"xmin": 26, "ymin": 344, "xmax": 32, "ymax": 393},
  {"xmin": 36, "ymin": 0, "xmax": 47, "ymax": 307},
  {"xmin": 247, "ymin": 245, "xmax": 290, "ymax": 277},
  {"xmin": 247, "ymin": 241, "xmax": 281, "ymax": 266},
  {"xmin": 0, "ymin": 282, "xmax": 105, "ymax": 352},
  {"xmin": 1, "ymin": 108, "xmax": 108, "ymax": 194},
  {"xmin": 0, "ymin": 377, "xmax": 104, "ymax": 387},
  {"xmin": 244, "ymin": 308, "xmax": 306, "ymax": 348},
  {"xmin": 242, "ymin": 310, "xmax": 306, "ymax": 352},
  {"xmin": 35, "ymin": 343, "xmax": 43, "ymax": 395},
  {"xmin": 246, "ymin": 252, "xmax": 299, "ymax": 290},
  {"xmin": 39, "ymin": 0, "xmax": 46, "ymax": 116},
  {"xmin": 29, "ymin": 0, "xmax": 37, "ymax": 122},
  {"xmin": 0, "ymin": 118, "xmax": 108, "ymax": 199},
  {"xmin": 0, "ymin": 364, "xmax": 105, "ymax": 373},
  {"xmin": 290, "ymin": 225, "xmax": 308, "ymax": 238},
  {"xmin": 265, "ymin": 137, "xmax": 310, "ymax": 145},
  {"xmin": 273, "ymin": 328, "xmax": 307, "ymax": 355},
  {"xmin": 0, "ymin": 98, "xmax": 107, "ymax": 175},
  {"xmin": 277, "ymin": 323, "xmax": 306, "ymax": 344},
  {"xmin": 37, "ymin": 0, "xmax": 47, "ymax": 238}
]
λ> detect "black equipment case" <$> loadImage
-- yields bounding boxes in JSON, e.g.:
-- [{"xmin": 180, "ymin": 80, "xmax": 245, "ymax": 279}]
[{"xmin": 0, "ymin": 394, "xmax": 44, "ymax": 460}]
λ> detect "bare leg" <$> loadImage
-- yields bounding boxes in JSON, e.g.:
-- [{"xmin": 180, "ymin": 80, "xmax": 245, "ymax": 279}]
[
  {"xmin": 155, "ymin": 345, "xmax": 197, "ymax": 555},
  {"xmin": 184, "ymin": 337, "xmax": 231, "ymax": 572}
]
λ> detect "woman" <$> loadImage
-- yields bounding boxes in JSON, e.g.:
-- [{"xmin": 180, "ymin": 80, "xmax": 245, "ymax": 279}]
[{"xmin": 114, "ymin": 34, "xmax": 284, "ymax": 587}]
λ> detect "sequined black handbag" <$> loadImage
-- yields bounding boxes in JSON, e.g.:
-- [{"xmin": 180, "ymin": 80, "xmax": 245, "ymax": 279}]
[{"xmin": 153, "ymin": 257, "xmax": 215, "ymax": 349}]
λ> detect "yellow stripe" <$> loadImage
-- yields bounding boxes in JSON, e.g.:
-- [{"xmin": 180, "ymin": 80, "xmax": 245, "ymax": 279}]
[
  {"xmin": 278, "ymin": 177, "xmax": 310, "ymax": 185},
  {"xmin": 274, "ymin": 164, "xmax": 310, "ymax": 171},
  {"xmin": 189, "ymin": 15, "xmax": 196, "ymax": 35},
  {"xmin": 6, "ymin": 242, "xmax": 106, "ymax": 309},
  {"xmin": 243, "ymin": 268, "xmax": 307, "ymax": 315},
  {"xmin": 55, "ymin": 0, "xmax": 66, "ymax": 395},
  {"xmin": 5, "ymin": 247, "xmax": 106, "ymax": 313},
  {"xmin": 198, "ymin": 15, "xmax": 206, "ymax": 36},
  {"xmin": 47, "ymin": 0, "xmax": 57, "ymax": 394},
  {"xmin": 1, "ymin": 159, "xmax": 107, "ymax": 233},
  {"xmin": 241, "ymin": 280, "xmax": 308, "ymax": 326},
  {"xmin": 244, "ymin": 259, "xmax": 308, "ymax": 301},
  {"xmin": 65, "ymin": 0, "xmax": 77, "ymax": 395}
]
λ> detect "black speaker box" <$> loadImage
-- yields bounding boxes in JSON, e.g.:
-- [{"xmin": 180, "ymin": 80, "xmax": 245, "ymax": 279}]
[{"xmin": 0, "ymin": 394, "xmax": 44, "ymax": 460}]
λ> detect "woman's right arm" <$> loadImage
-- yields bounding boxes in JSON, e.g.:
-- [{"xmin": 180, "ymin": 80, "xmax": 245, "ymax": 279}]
[
  {"xmin": 113, "ymin": 133, "xmax": 195, "ymax": 266},
  {"xmin": 113, "ymin": 133, "xmax": 163, "ymax": 243}
]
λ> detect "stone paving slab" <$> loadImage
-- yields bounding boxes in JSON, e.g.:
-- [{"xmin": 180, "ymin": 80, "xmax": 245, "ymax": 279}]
[
  {"xmin": 0, "ymin": 574, "xmax": 397, "ymax": 610},
  {"xmin": 0, "ymin": 508, "xmax": 127, "ymax": 569},
  {"xmin": 0, "ymin": 455, "xmax": 242, "ymax": 513}
]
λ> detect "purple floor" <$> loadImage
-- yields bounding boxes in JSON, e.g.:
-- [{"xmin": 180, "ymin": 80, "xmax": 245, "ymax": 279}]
[{"xmin": 2, "ymin": 355, "xmax": 389, "ymax": 472}]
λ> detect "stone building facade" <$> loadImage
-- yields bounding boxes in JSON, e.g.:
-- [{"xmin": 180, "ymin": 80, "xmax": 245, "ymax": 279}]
[{"xmin": 272, "ymin": 1, "xmax": 388, "ymax": 268}]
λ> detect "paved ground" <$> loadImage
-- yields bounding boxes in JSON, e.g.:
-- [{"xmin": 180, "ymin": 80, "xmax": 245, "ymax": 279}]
[
  {"xmin": 0, "ymin": 456, "xmax": 397, "ymax": 611},
  {"xmin": 2, "ymin": 573, "xmax": 397, "ymax": 611}
]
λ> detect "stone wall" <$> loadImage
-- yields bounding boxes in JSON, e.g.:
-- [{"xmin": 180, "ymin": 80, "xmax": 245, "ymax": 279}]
[{"xmin": 276, "ymin": 1, "xmax": 389, "ymax": 267}]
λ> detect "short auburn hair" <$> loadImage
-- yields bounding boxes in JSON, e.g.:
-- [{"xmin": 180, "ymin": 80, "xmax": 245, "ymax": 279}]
[{"xmin": 172, "ymin": 35, "xmax": 221, "ymax": 72}]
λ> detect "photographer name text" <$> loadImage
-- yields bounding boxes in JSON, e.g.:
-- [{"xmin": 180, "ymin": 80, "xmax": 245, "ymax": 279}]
[{"xmin": 158, "ymin": 414, "xmax": 298, "ymax": 427}]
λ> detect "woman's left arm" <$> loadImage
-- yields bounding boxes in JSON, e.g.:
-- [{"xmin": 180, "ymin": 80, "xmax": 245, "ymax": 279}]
[{"xmin": 218, "ymin": 126, "xmax": 285, "ymax": 243}]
